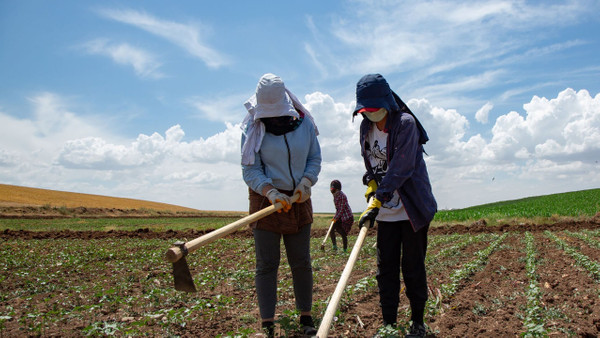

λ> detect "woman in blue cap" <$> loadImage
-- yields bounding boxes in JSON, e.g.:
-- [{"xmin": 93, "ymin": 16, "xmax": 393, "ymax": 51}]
[{"xmin": 353, "ymin": 73, "xmax": 437, "ymax": 337}]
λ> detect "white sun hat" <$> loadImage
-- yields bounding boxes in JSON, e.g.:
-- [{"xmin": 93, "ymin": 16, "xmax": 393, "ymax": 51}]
[
  {"xmin": 241, "ymin": 73, "xmax": 319, "ymax": 165},
  {"xmin": 252, "ymin": 73, "xmax": 299, "ymax": 120}
]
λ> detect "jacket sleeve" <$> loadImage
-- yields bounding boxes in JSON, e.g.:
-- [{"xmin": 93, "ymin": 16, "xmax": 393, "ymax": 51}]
[
  {"xmin": 375, "ymin": 114, "xmax": 420, "ymax": 203},
  {"xmin": 301, "ymin": 122, "xmax": 322, "ymax": 185},
  {"xmin": 241, "ymin": 131, "xmax": 272, "ymax": 195},
  {"xmin": 333, "ymin": 194, "xmax": 342, "ymax": 220}
]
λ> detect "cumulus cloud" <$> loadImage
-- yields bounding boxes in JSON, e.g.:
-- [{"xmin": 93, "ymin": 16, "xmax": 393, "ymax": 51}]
[
  {"xmin": 58, "ymin": 123, "xmax": 243, "ymax": 169},
  {"xmin": 2, "ymin": 88, "xmax": 599, "ymax": 211},
  {"xmin": 422, "ymin": 88, "xmax": 600, "ymax": 208},
  {"xmin": 0, "ymin": 93, "xmax": 112, "ymax": 155},
  {"xmin": 475, "ymin": 102, "xmax": 493, "ymax": 123},
  {"xmin": 494, "ymin": 89, "xmax": 600, "ymax": 161},
  {"xmin": 82, "ymin": 39, "xmax": 164, "ymax": 78},
  {"xmin": 98, "ymin": 8, "xmax": 229, "ymax": 68}
]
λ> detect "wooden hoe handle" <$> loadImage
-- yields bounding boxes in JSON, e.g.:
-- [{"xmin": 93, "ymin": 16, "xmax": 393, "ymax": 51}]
[
  {"xmin": 165, "ymin": 193, "xmax": 300, "ymax": 263},
  {"xmin": 321, "ymin": 220, "xmax": 336, "ymax": 247},
  {"xmin": 316, "ymin": 225, "xmax": 370, "ymax": 338}
]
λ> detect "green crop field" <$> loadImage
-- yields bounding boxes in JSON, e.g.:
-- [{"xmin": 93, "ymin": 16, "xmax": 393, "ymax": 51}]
[
  {"xmin": 1, "ymin": 188, "xmax": 599, "ymax": 336},
  {"xmin": 433, "ymin": 188, "xmax": 600, "ymax": 224}
]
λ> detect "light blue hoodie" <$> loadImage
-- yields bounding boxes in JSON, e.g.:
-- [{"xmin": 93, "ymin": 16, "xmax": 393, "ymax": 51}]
[{"xmin": 242, "ymin": 117, "xmax": 321, "ymax": 194}]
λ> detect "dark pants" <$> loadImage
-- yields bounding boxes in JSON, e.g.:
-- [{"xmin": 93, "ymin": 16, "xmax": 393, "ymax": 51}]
[
  {"xmin": 376, "ymin": 220, "xmax": 429, "ymax": 325},
  {"xmin": 253, "ymin": 224, "xmax": 313, "ymax": 320},
  {"xmin": 330, "ymin": 220, "xmax": 348, "ymax": 250}
]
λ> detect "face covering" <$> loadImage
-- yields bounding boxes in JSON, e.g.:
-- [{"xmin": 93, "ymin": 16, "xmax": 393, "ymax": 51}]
[
  {"xmin": 363, "ymin": 108, "xmax": 387, "ymax": 122},
  {"xmin": 261, "ymin": 116, "xmax": 301, "ymax": 135}
]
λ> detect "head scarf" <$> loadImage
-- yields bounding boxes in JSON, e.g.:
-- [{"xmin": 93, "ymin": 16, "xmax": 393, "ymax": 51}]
[{"xmin": 241, "ymin": 73, "xmax": 319, "ymax": 165}]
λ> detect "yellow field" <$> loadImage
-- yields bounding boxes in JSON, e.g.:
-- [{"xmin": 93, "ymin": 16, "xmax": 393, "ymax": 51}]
[{"xmin": 0, "ymin": 184, "xmax": 199, "ymax": 212}]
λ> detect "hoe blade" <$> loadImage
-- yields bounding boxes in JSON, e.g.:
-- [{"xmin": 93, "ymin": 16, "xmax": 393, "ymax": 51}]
[{"xmin": 172, "ymin": 257, "xmax": 197, "ymax": 292}]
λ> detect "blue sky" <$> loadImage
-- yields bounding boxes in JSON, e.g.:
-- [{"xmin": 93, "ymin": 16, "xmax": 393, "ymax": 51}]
[{"xmin": 1, "ymin": 0, "xmax": 599, "ymax": 212}]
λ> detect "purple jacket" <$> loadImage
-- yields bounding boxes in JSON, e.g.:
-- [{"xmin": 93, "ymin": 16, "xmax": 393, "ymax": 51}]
[{"xmin": 359, "ymin": 110, "xmax": 437, "ymax": 232}]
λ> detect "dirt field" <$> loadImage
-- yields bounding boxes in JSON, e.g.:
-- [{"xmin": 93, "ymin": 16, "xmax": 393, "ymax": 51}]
[{"xmin": 2, "ymin": 220, "xmax": 600, "ymax": 337}]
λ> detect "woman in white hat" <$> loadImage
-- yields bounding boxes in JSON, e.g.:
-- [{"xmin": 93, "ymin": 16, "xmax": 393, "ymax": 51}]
[{"xmin": 241, "ymin": 73, "xmax": 321, "ymax": 337}]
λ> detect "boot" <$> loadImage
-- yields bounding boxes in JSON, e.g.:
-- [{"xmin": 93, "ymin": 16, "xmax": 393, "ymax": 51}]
[
  {"xmin": 300, "ymin": 315, "xmax": 317, "ymax": 336},
  {"xmin": 405, "ymin": 322, "xmax": 426, "ymax": 338},
  {"xmin": 261, "ymin": 321, "xmax": 274, "ymax": 338}
]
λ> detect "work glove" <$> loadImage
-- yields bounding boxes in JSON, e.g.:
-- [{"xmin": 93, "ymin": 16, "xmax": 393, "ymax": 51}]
[
  {"xmin": 294, "ymin": 177, "xmax": 312, "ymax": 203},
  {"xmin": 266, "ymin": 188, "xmax": 292, "ymax": 213},
  {"xmin": 364, "ymin": 179, "xmax": 378, "ymax": 202},
  {"xmin": 358, "ymin": 197, "xmax": 381, "ymax": 229}
]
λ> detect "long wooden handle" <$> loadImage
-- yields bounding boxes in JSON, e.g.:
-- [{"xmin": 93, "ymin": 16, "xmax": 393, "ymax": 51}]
[
  {"xmin": 321, "ymin": 220, "xmax": 336, "ymax": 247},
  {"xmin": 165, "ymin": 193, "xmax": 300, "ymax": 263},
  {"xmin": 316, "ymin": 225, "xmax": 369, "ymax": 338}
]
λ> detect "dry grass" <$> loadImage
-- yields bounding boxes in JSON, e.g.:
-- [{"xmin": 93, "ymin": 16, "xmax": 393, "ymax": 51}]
[{"xmin": 0, "ymin": 184, "xmax": 199, "ymax": 212}]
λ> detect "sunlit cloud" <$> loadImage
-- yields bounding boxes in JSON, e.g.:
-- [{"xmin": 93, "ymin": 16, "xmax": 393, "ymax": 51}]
[
  {"xmin": 476, "ymin": 102, "xmax": 493, "ymax": 124},
  {"xmin": 1, "ymin": 87, "xmax": 599, "ymax": 211}
]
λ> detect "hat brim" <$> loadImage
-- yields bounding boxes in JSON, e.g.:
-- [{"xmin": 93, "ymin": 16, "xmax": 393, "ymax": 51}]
[
  {"xmin": 254, "ymin": 93, "xmax": 299, "ymax": 120},
  {"xmin": 353, "ymin": 96, "xmax": 393, "ymax": 116}
]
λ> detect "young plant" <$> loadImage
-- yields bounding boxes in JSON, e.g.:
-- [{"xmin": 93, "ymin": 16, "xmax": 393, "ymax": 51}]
[{"xmin": 521, "ymin": 232, "xmax": 548, "ymax": 337}]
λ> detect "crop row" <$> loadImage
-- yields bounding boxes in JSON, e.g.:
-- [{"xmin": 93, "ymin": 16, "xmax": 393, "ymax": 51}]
[
  {"xmin": 545, "ymin": 231, "xmax": 600, "ymax": 281},
  {"xmin": 522, "ymin": 232, "xmax": 547, "ymax": 336},
  {"xmin": 2, "ymin": 228, "xmax": 600, "ymax": 336}
]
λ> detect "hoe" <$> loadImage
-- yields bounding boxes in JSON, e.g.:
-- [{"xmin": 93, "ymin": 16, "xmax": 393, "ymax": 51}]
[
  {"xmin": 165, "ymin": 193, "xmax": 300, "ymax": 292},
  {"xmin": 317, "ymin": 223, "xmax": 370, "ymax": 338},
  {"xmin": 319, "ymin": 220, "xmax": 335, "ymax": 251}
]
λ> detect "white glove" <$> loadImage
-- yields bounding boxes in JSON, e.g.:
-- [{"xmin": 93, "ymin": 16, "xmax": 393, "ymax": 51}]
[
  {"xmin": 265, "ymin": 188, "xmax": 292, "ymax": 212},
  {"xmin": 294, "ymin": 177, "xmax": 312, "ymax": 203}
]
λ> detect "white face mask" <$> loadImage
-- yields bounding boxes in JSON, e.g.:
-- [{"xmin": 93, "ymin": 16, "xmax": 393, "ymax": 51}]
[{"xmin": 364, "ymin": 108, "xmax": 387, "ymax": 122}]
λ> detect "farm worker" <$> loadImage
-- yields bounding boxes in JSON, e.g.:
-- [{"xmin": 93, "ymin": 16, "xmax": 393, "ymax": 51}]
[
  {"xmin": 241, "ymin": 73, "xmax": 321, "ymax": 337},
  {"xmin": 329, "ymin": 179, "xmax": 353, "ymax": 252},
  {"xmin": 353, "ymin": 74, "xmax": 437, "ymax": 337}
]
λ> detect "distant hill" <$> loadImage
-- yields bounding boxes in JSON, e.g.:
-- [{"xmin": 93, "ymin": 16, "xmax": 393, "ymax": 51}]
[{"xmin": 0, "ymin": 184, "xmax": 198, "ymax": 212}]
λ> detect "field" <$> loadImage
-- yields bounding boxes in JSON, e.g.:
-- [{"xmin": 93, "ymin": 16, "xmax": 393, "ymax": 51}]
[{"xmin": 1, "ymin": 186, "xmax": 600, "ymax": 337}]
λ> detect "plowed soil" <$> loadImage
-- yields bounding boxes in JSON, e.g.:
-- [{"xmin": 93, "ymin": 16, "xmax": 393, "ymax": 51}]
[{"xmin": 1, "ymin": 220, "xmax": 600, "ymax": 337}]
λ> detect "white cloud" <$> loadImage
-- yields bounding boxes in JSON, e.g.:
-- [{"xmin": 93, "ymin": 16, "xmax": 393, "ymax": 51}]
[
  {"xmin": 175, "ymin": 123, "xmax": 242, "ymax": 164},
  {"xmin": 0, "ymin": 148, "xmax": 18, "ymax": 167},
  {"xmin": 99, "ymin": 8, "xmax": 229, "ymax": 68},
  {"xmin": 475, "ymin": 102, "xmax": 493, "ymax": 123},
  {"xmin": 82, "ymin": 39, "xmax": 164, "ymax": 78},
  {"xmin": 187, "ymin": 94, "xmax": 248, "ymax": 123},
  {"xmin": 489, "ymin": 88, "xmax": 600, "ymax": 163},
  {"xmin": 1, "ymin": 88, "xmax": 599, "ymax": 211},
  {"xmin": 304, "ymin": 0, "xmax": 596, "ymax": 90}
]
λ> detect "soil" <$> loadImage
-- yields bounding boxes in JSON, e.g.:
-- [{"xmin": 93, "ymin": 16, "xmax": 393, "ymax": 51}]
[
  {"xmin": 1, "ymin": 217, "xmax": 599, "ymax": 337},
  {"xmin": 0, "ymin": 204, "xmax": 243, "ymax": 219}
]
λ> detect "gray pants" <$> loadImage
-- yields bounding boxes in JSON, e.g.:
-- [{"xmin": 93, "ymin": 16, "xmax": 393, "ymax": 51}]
[{"xmin": 253, "ymin": 224, "xmax": 313, "ymax": 319}]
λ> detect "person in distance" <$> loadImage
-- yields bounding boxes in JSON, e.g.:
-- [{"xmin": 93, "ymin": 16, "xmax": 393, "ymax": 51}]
[{"xmin": 329, "ymin": 179, "xmax": 353, "ymax": 252}]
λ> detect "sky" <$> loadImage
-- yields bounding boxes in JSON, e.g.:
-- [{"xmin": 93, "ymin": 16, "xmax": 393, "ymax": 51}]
[{"xmin": 1, "ymin": 0, "xmax": 599, "ymax": 213}]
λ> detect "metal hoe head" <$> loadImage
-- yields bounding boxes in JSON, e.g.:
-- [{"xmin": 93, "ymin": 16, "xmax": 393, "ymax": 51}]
[{"xmin": 172, "ymin": 241, "xmax": 197, "ymax": 292}]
